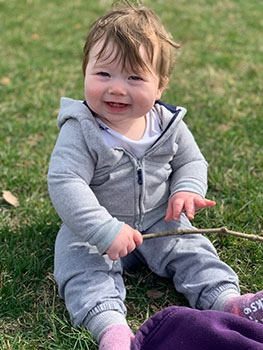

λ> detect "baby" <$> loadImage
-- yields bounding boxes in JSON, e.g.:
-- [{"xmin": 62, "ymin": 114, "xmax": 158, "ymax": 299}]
[{"xmin": 48, "ymin": 1, "xmax": 263, "ymax": 349}]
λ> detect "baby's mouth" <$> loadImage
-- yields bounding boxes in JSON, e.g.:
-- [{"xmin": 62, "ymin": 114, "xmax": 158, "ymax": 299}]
[
  {"xmin": 106, "ymin": 102, "xmax": 128, "ymax": 107},
  {"xmin": 104, "ymin": 102, "xmax": 130, "ymax": 112}
]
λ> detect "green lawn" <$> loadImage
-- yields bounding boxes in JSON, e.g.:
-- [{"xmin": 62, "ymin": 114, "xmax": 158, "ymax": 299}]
[{"xmin": 0, "ymin": 0, "xmax": 263, "ymax": 348}]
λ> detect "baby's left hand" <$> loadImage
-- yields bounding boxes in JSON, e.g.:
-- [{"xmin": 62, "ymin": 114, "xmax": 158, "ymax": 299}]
[{"xmin": 164, "ymin": 191, "xmax": 216, "ymax": 222}]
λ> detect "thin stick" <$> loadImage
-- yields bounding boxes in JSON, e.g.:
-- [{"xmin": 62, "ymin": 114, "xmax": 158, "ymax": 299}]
[{"xmin": 143, "ymin": 227, "xmax": 263, "ymax": 242}]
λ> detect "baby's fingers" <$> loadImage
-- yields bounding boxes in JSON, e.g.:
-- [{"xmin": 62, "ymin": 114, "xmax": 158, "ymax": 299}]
[
  {"xmin": 169, "ymin": 198, "xmax": 184, "ymax": 221},
  {"xmin": 204, "ymin": 199, "xmax": 216, "ymax": 207},
  {"xmin": 194, "ymin": 197, "xmax": 216, "ymax": 211},
  {"xmin": 184, "ymin": 200, "xmax": 195, "ymax": 220},
  {"xmin": 134, "ymin": 231, "xmax": 143, "ymax": 247},
  {"xmin": 164, "ymin": 200, "xmax": 173, "ymax": 222}
]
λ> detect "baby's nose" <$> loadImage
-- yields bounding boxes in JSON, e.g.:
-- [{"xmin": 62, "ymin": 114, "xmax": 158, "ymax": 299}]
[{"xmin": 108, "ymin": 80, "xmax": 127, "ymax": 95}]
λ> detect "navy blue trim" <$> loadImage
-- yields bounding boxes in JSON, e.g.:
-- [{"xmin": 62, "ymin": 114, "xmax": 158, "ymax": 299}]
[
  {"xmin": 98, "ymin": 124, "xmax": 108, "ymax": 131},
  {"xmin": 162, "ymin": 109, "xmax": 181, "ymax": 131},
  {"xmin": 156, "ymin": 100, "xmax": 178, "ymax": 114},
  {"xmin": 83, "ymin": 100, "xmax": 108, "ymax": 130},
  {"xmin": 151, "ymin": 109, "xmax": 180, "ymax": 148},
  {"xmin": 149, "ymin": 100, "xmax": 181, "ymax": 148},
  {"xmin": 83, "ymin": 100, "xmax": 89, "ymax": 108}
]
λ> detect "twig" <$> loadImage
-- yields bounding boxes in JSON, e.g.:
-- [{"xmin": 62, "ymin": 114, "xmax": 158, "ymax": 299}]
[{"xmin": 143, "ymin": 227, "xmax": 263, "ymax": 242}]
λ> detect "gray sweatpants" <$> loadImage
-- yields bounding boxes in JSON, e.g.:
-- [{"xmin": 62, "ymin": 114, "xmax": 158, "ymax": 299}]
[{"xmin": 54, "ymin": 214, "xmax": 239, "ymax": 340}]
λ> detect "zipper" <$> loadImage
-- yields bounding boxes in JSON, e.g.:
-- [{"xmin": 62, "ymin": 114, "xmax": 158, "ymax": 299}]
[
  {"xmin": 136, "ymin": 159, "xmax": 143, "ymax": 230},
  {"xmin": 137, "ymin": 160, "xmax": 143, "ymax": 185},
  {"xmin": 135, "ymin": 109, "xmax": 180, "ymax": 185}
]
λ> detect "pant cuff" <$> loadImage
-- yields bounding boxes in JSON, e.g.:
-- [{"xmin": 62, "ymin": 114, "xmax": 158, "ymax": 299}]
[
  {"xmin": 85, "ymin": 309, "xmax": 128, "ymax": 342},
  {"xmin": 197, "ymin": 283, "xmax": 240, "ymax": 310}
]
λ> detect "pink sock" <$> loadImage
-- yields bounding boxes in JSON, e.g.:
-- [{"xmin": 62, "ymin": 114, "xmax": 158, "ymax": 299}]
[
  {"xmin": 99, "ymin": 324, "xmax": 134, "ymax": 350},
  {"xmin": 224, "ymin": 291, "xmax": 263, "ymax": 323}
]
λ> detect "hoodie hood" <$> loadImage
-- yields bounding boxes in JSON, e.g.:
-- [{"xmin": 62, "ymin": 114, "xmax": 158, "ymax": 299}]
[{"xmin": 57, "ymin": 98, "xmax": 94, "ymax": 130}]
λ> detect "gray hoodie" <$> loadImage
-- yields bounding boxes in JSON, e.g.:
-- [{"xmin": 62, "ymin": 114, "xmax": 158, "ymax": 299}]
[{"xmin": 47, "ymin": 97, "xmax": 208, "ymax": 254}]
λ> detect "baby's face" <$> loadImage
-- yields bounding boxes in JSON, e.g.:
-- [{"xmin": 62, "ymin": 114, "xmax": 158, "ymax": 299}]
[{"xmin": 84, "ymin": 39, "xmax": 166, "ymax": 129}]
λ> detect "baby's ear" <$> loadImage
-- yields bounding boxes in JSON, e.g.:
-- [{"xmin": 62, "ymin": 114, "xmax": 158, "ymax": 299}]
[
  {"xmin": 162, "ymin": 77, "xmax": 169, "ymax": 90},
  {"xmin": 157, "ymin": 77, "xmax": 169, "ymax": 100}
]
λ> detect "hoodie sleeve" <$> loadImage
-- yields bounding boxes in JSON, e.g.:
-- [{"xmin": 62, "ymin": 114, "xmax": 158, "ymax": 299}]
[
  {"xmin": 47, "ymin": 118, "xmax": 124, "ymax": 254},
  {"xmin": 169, "ymin": 120, "xmax": 208, "ymax": 198}
]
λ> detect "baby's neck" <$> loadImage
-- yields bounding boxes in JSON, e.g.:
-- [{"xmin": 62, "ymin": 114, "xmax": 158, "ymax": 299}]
[
  {"xmin": 100, "ymin": 116, "xmax": 147, "ymax": 141},
  {"xmin": 123, "ymin": 116, "xmax": 147, "ymax": 140}
]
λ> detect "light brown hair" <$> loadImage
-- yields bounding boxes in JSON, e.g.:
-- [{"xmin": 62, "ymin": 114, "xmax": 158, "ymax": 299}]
[{"xmin": 82, "ymin": 1, "xmax": 180, "ymax": 88}]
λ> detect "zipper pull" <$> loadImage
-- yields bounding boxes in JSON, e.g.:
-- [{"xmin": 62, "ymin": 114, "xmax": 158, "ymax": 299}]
[{"xmin": 137, "ymin": 162, "xmax": 143, "ymax": 185}]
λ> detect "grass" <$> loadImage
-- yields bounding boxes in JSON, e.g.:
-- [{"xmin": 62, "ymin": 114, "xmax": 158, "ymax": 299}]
[{"xmin": 0, "ymin": 0, "xmax": 262, "ymax": 348}]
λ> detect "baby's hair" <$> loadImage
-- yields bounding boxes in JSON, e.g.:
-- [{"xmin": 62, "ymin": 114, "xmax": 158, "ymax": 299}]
[{"xmin": 82, "ymin": 0, "xmax": 180, "ymax": 88}]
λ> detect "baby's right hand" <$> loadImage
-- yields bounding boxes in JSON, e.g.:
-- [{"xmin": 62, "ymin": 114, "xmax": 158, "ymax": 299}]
[{"xmin": 106, "ymin": 224, "xmax": 143, "ymax": 261}]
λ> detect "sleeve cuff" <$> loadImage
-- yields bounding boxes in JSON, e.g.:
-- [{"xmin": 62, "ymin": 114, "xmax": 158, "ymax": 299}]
[
  {"xmin": 89, "ymin": 218, "xmax": 124, "ymax": 254},
  {"xmin": 171, "ymin": 179, "xmax": 208, "ymax": 199}
]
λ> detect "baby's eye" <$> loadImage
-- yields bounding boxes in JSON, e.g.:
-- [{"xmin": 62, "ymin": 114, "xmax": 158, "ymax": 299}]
[
  {"xmin": 129, "ymin": 75, "xmax": 142, "ymax": 81},
  {"xmin": 97, "ymin": 72, "xmax": 110, "ymax": 77}
]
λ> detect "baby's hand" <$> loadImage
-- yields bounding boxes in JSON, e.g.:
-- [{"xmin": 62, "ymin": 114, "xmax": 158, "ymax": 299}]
[
  {"xmin": 164, "ymin": 191, "xmax": 216, "ymax": 222},
  {"xmin": 106, "ymin": 224, "xmax": 143, "ymax": 261}
]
